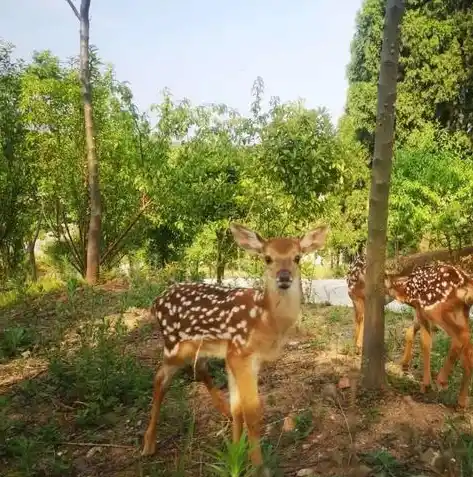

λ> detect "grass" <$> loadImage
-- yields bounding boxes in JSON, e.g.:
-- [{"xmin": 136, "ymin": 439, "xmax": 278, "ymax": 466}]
[{"xmin": 1, "ymin": 275, "xmax": 473, "ymax": 476}]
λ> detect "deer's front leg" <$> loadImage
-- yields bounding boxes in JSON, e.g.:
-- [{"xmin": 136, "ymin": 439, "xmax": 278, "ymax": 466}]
[
  {"xmin": 227, "ymin": 353, "xmax": 264, "ymax": 470},
  {"xmin": 400, "ymin": 320, "xmax": 420, "ymax": 371},
  {"xmin": 352, "ymin": 296, "xmax": 364, "ymax": 353},
  {"xmin": 458, "ymin": 340, "xmax": 473, "ymax": 408},
  {"xmin": 226, "ymin": 363, "xmax": 244, "ymax": 443},
  {"xmin": 419, "ymin": 318, "xmax": 433, "ymax": 393}
]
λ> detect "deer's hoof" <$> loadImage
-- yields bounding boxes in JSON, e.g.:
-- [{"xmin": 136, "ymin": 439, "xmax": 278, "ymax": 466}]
[{"xmin": 141, "ymin": 439, "xmax": 156, "ymax": 457}]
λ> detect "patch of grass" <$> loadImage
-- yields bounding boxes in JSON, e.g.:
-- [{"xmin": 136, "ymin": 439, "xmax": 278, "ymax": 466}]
[
  {"xmin": 0, "ymin": 325, "xmax": 35, "ymax": 359},
  {"xmin": 206, "ymin": 358, "xmax": 228, "ymax": 388},
  {"xmin": 47, "ymin": 317, "xmax": 153, "ymax": 427},
  {"xmin": 0, "ymin": 397, "xmax": 72, "ymax": 477},
  {"xmin": 120, "ymin": 275, "xmax": 164, "ymax": 309},
  {"xmin": 361, "ymin": 448, "xmax": 410, "ymax": 477},
  {"xmin": 443, "ymin": 416, "xmax": 473, "ymax": 476}
]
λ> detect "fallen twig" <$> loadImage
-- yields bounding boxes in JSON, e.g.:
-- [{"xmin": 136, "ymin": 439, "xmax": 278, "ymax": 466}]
[
  {"xmin": 335, "ymin": 394, "xmax": 353, "ymax": 447},
  {"xmin": 60, "ymin": 442, "xmax": 137, "ymax": 450}
]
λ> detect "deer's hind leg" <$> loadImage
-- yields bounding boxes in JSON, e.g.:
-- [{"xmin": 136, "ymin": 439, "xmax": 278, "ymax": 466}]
[
  {"xmin": 400, "ymin": 318, "xmax": 420, "ymax": 371},
  {"xmin": 418, "ymin": 315, "xmax": 433, "ymax": 393},
  {"xmin": 192, "ymin": 358, "xmax": 231, "ymax": 417},
  {"xmin": 142, "ymin": 358, "xmax": 181, "ymax": 456},
  {"xmin": 351, "ymin": 294, "xmax": 365, "ymax": 353}
]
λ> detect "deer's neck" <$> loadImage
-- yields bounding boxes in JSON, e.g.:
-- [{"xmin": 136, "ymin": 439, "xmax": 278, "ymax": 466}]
[{"xmin": 263, "ymin": 279, "xmax": 302, "ymax": 334}]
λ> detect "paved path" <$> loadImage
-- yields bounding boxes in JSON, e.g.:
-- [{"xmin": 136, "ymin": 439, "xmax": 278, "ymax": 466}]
[{"xmin": 203, "ymin": 277, "xmax": 413, "ymax": 314}]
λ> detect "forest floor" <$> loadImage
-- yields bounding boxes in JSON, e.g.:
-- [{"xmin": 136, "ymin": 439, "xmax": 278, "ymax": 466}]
[{"xmin": 1, "ymin": 276, "xmax": 473, "ymax": 477}]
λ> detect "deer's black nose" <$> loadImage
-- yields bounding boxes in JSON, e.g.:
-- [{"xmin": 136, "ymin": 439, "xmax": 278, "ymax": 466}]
[
  {"xmin": 277, "ymin": 269, "xmax": 292, "ymax": 289},
  {"xmin": 278, "ymin": 270, "xmax": 291, "ymax": 281}
]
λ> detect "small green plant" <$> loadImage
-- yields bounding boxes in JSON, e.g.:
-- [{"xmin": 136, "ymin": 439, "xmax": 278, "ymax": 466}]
[
  {"xmin": 206, "ymin": 431, "xmax": 255, "ymax": 477},
  {"xmin": 444, "ymin": 417, "xmax": 473, "ymax": 476},
  {"xmin": 0, "ymin": 325, "xmax": 34, "ymax": 358},
  {"xmin": 362, "ymin": 448, "xmax": 409, "ymax": 476}
]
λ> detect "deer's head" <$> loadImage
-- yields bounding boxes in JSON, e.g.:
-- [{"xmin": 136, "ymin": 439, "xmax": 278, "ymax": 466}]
[{"xmin": 229, "ymin": 223, "xmax": 329, "ymax": 292}]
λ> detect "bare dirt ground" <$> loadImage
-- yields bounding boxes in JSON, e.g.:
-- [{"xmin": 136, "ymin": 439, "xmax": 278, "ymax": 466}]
[{"xmin": 1, "ymin": 279, "xmax": 472, "ymax": 477}]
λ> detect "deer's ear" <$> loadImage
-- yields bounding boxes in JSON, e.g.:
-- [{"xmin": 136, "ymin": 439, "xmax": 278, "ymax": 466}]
[
  {"xmin": 385, "ymin": 273, "xmax": 409, "ymax": 291},
  {"xmin": 300, "ymin": 226, "xmax": 329, "ymax": 254},
  {"xmin": 230, "ymin": 223, "xmax": 265, "ymax": 256}
]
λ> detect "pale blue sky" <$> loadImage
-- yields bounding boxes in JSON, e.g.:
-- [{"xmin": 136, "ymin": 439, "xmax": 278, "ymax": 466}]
[{"xmin": 1, "ymin": 0, "xmax": 362, "ymax": 124}]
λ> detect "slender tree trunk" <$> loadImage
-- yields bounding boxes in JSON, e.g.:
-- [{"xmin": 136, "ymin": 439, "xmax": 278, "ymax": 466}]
[
  {"xmin": 79, "ymin": 0, "xmax": 101, "ymax": 285},
  {"xmin": 362, "ymin": 0, "xmax": 405, "ymax": 389},
  {"xmin": 27, "ymin": 217, "xmax": 42, "ymax": 282},
  {"xmin": 216, "ymin": 228, "xmax": 226, "ymax": 284}
]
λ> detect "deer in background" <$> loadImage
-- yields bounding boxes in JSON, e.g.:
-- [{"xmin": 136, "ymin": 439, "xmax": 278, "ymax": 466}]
[
  {"xmin": 141, "ymin": 223, "xmax": 329, "ymax": 474},
  {"xmin": 385, "ymin": 262, "xmax": 473, "ymax": 408},
  {"xmin": 347, "ymin": 247, "xmax": 473, "ymax": 365},
  {"xmin": 346, "ymin": 253, "xmax": 414, "ymax": 358}
]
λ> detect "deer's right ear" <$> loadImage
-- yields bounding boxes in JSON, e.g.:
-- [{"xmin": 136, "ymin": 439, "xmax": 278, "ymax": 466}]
[{"xmin": 229, "ymin": 223, "xmax": 265, "ymax": 255}]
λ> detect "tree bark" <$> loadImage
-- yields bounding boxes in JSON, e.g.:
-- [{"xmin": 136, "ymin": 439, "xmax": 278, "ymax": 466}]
[
  {"xmin": 216, "ymin": 228, "xmax": 226, "ymax": 284},
  {"xmin": 362, "ymin": 0, "xmax": 405, "ymax": 389},
  {"xmin": 72, "ymin": 0, "xmax": 102, "ymax": 285},
  {"xmin": 27, "ymin": 217, "xmax": 42, "ymax": 282}
]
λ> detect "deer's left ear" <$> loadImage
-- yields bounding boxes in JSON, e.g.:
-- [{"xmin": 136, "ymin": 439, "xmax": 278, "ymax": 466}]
[
  {"xmin": 299, "ymin": 226, "xmax": 329, "ymax": 254},
  {"xmin": 229, "ymin": 223, "xmax": 265, "ymax": 256}
]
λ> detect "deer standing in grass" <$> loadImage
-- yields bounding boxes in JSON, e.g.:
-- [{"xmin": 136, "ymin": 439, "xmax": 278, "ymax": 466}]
[
  {"xmin": 141, "ymin": 223, "xmax": 329, "ymax": 473},
  {"xmin": 385, "ymin": 262, "xmax": 473, "ymax": 408},
  {"xmin": 347, "ymin": 250, "xmax": 473, "ymax": 367},
  {"xmin": 346, "ymin": 254, "xmax": 412, "ymax": 356}
]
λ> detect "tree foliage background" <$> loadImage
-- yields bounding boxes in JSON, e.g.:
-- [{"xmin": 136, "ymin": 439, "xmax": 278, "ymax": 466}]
[{"xmin": 1, "ymin": 0, "xmax": 473, "ymax": 286}]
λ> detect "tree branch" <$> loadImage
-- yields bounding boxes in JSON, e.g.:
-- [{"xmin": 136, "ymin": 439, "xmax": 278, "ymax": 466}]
[
  {"xmin": 100, "ymin": 197, "xmax": 153, "ymax": 266},
  {"xmin": 64, "ymin": 0, "xmax": 81, "ymax": 20}
]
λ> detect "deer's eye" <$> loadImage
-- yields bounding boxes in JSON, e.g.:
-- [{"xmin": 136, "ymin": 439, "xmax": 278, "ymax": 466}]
[
  {"xmin": 294, "ymin": 255, "xmax": 301, "ymax": 264},
  {"xmin": 264, "ymin": 255, "xmax": 273, "ymax": 265}
]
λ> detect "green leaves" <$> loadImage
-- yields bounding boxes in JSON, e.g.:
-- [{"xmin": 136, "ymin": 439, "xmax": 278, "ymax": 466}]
[{"xmin": 346, "ymin": 0, "xmax": 473, "ymax": 152}]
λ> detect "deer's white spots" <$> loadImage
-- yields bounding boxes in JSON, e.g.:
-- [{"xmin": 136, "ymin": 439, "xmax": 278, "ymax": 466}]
[
  {"xmin": 159, "ymin": 298, "xmax": 163, "ymax": 305},
  {"xmin": 237, "ymin": 320, "xmax": 247, "ymax": 329},
  {"xmin": 161, "ymin": 318, "xmax": 167, "ymax": 326},
  {"xmin": 195, "ymin": 296, "xmax": 201, "ymax": 301},
  {"xmin": 169, "ymin": 335, "xmax": 176, "ymax": 342},
  {"xmin": 228, "ymin": 327, "xmax": 236, "ymax": 333},
  {"xmin": 239, "ymin": 304, "xmax": 246, "ymax": 310},
  {"xmin": 233, "ymin": 335, "xmax": 245, "ymax": 346},
  {"xmin": 157, "ymin": 312, "xmax": 162, "ymax": 320},
  {"xmin": 249, "ymin": 307, "xmax": 258, "ymax": 318}
]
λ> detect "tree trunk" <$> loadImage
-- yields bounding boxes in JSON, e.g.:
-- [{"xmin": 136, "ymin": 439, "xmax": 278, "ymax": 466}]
[
  {"xmin": 79, "ymin": 0, "xmax": 102, "ymax": 285},
  {"xmin": 26, "ymin": 216, "xmax": 42, "ymax": 282},
  {"xmin": 362, "ymin": 0, "xmax": 405, "ymax": 389},
  {"xmin": 216, "ymin": 228, "xmax": 226, "ymax": 284}
]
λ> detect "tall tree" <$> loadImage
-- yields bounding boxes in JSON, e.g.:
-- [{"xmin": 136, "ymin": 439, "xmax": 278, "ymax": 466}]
[
  {"xmin": 346, "ymin": 0, "xmax": 473, "ymax": 154},
  {"xmin": 362, "ymin": 0, "xmax": 405, "ymax": 389},
  {"xmin": 65, "ymin": 0, "xmax": 102, "ymax": 284}
]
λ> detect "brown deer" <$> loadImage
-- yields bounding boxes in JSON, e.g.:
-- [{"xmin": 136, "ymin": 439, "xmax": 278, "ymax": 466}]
[
  {"xmin": 141, "ymin": 223, "xmax": 329, "ymax": 473},
  {"xmin": 346, "ymin": 253, "xmax": 409, "ymax": 356},
  {"xmin": 346, "ymin": 247, "xmax": 473, "ymax": 365},
  {"xmin": 385, "ymin": 262, "xmax": 473, "ymax": 407}
]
